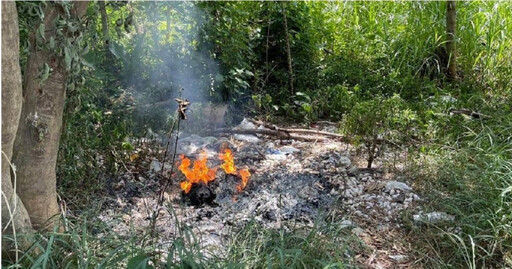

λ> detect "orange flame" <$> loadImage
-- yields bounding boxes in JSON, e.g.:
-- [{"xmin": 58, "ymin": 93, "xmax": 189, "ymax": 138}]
[
  {"xmin": 178, "ymin": 149, "xmax": 251, "ymax": 194},
  {"xmin": 178, "ymin": 151, "xmax": 217, "ymax": 193},
  {"xmin": 219, "ymin": 149, "xmax": 236, "ymax": 175},
  {"xmin": 237, "ymin": 168, "xmax": 251, "ymax": 192}
]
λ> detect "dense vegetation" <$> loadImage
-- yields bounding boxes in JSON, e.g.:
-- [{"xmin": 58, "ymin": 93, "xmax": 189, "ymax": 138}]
[{"xmin": 2, "ymin": 1, "xmax": 511, "ymax": 268}]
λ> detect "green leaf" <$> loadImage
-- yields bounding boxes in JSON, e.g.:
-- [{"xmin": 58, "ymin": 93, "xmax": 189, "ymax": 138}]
[
  {"xmin": 80, "ymin": 44, "xmax": 90, "ymax": 56},
  {"xmin": 302, "ymin": 103, "xmax": 313, "ymax": 113},
  {"xmin": 67, "ymin": 22, "xmax": 78, "ymax": 33},
  {"xmin": 127, "ymin": 254, "xmax": 153, "ymax": 269},
  {"xmin": 122, "ymin": 142, "xmax": 134, "ymax": 151},
  {"xmin": 38, "ymin": 23, "xmax": 45, "ymax": 41},
  {"xmin": 64, "ymin": 46, "xmax": 72, "ymax": 71},
  {"xmin": 215, "ymin": 74, "xmax": 224, "ymax": 82},
  {"xmin": 81, "ymin": 59, "xmax": 95, "ymax": 69},
  {"xmin": 49, "ymin": 36, "xmax": 55, "ymax": 50},
  {"xmin": 39, "ymin": 63, "xmax": 50, "ymax": 86}
]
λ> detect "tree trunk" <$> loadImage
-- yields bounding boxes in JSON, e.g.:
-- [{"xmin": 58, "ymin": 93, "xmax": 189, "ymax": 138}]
[
  {"xmin": 12, "ymin": 1, "xmax": 90, "ymax": 230},
  {"xmin": 446, "ymin": 0, "xmax": 457, "ymax": 79},
  {"xmin": 1, "ymin": 1, "xmax": 35, "ymax": 256},
  {"xmin": 99, "ymin": 0, "xmax": 109, "ymax": 48},
  {"xmin": 282, "ymin": 3, "xmax": 294, "ymax": 95}
]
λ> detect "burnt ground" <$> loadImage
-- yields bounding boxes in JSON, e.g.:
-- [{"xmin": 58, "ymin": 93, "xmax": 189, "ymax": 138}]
[{"xmin": 94, "ymin": 121, "xmax": 429, "ymax": 268}]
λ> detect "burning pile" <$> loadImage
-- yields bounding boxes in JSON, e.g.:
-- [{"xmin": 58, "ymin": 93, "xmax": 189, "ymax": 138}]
[
  {"xmin": 178, "ymin": 149, "xmax": 251, "ymax": 196},
  {"xmin": 178, "ymin": 151, "xmax": 217, "ymax": 194}
]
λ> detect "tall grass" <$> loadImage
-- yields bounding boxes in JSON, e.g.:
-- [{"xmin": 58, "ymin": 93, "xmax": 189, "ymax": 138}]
[
  {"xmin": 312, "ymin": 2, "xmax": 512, "ymax": 267},
  {"xmin": 411, "ymin": 101, "xmax": 512, "ymax": 268},
  {"xmin": 2, "ymin": 209, "xmax": 360, "ymax": 268},
  {"xmin": 315, "ymin": 1, "xmax": 512, "ymax": 96}
]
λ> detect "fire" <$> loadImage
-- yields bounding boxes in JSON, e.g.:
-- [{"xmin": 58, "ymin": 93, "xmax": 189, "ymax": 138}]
[
  {"xmin": 178, "ymin": 151, "xmax": 217, "ymax": 194},
  {"xmin": 237, "ymin": 168, "xmax": 251, "ymax": 192},
  {"xmin": 219, "ymin": 149, "xmax": 250, "ymax": 191},
  {"xmin": 178, "ymin": 148, "xmax": 251, "ymax": 194},
  {"xmin": 219, "ymin": 149, "xmax": 236, "ymax": 175}
]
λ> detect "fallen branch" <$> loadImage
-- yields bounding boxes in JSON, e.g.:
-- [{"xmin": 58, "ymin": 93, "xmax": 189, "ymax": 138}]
[
  {"xmin": 217, "ymin": 119, "xmax": 402, "ymax": 149},
  {"xmin": 246, "ymin": 119, "xmax": 346, "ymax": 139},
  {"xmin": 214, "ymin": 128, "xmax": 328, "ymax": 142},
  {"xmin": 448, "ymin": 108, "xmax": 489, "ymax": 119}
]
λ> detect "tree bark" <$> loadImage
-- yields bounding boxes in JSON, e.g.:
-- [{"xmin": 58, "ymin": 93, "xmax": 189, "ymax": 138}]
[
  {"xmin": 282, "ymin": 2, "xmax": 294, "ymax": 95},
  {"xmin": 99, "ymin": 0, "xmax": 109, "ymax": 48},
  {"xmin": 12, "ymin": 1, "xmax": 90, "ymax": 230},
  {"xmin": 446, "ymin": 1, "xmax": 457, "ymax": 79},
  {"xmin": 1, "ymin": 1, "xmax": 35, "ymax": 256}
]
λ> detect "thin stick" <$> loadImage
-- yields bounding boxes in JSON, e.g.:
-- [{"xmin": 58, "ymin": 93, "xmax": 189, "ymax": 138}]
[
  {"xmin": 148, "ymin": 88, "xmax": 185, "ymax": 250},
  {"xmin": 158, "ymin": 120, "xmax": 177, "ymax": 180}
]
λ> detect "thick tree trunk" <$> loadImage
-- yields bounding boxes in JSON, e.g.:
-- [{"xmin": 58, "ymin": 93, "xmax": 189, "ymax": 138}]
[
  {"xmin": 12, "ymin": 1, "xmax": 90, "ymax": 230},
  {"xmin": 446, "ymin": 1, "xmax": 457, "ymax": 79},
  {"xmin": 282, "ymin": 3, "xmax": 294, "ymax": 95},
  {"xmin": 1, "ymin": 1, "xmax": 34, "ymax": 257},
  {"xmin": 99, "ymin": 0, "xmax": 110, "ymax": 48}
]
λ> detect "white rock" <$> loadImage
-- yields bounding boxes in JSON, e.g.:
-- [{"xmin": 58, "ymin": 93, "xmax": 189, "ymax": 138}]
[
  {"xmin": 385, "ymin": 181, "xmax": 412, "ymax": 192},
  {"xmin": 351, "ymin": 227, "xmax": 366, "ymax": 236},
  {"xmin": 149, "ymin": 160, "xmax": 172, "ymax": 172},
  {"xmin": 279, "ymin": 146, "xmax": 300, "ymax": 154},
  {"xmin": 390, "ymin": 189, "xmax": 396, "ymax": 195},
  {"xmin": 233, "ymin": 134, "xmax": 260, "ymax": 143},
  {"xmin": 339, "ymin": 220, "xmax": 354, "ymax": 229},
  {"xmin": 338, "ymin": 156, "xmax": 351, "ymax": 167},
  {"xmin": 238, "ymin": 118, "xmax": 256, "ymax": 130},
  {"xmin": 150, "ymin": 160, "xmax": 162, "ymax": 172},
  {"xmin": 352, "ymin": 188, "xmax": 360, "ymax": 194},
  {"xmin": 389, "ymin": 254, "xmax": 408, "ymax": 263},
  {"xmin": 413, "ymin": 212, "xmax": 455, "ymax": 224}
]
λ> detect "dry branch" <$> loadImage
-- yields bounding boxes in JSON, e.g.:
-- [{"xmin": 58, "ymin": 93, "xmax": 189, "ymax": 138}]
[{"xmin": 217, "ymin": 119, "xmax": 402, "ymax": 148}]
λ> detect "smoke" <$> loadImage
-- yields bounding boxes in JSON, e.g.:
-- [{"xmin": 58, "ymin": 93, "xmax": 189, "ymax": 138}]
[
  {"xmin": 116, "ymin": 2, "xmax": 222, "ymax": 133},
  {"xmin": 144, "ymin": 2, "xmax": 219, "ymax": 103}
]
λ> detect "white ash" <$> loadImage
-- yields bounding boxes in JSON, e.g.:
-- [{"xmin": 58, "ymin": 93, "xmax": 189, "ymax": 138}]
[{"xmin": 96, "ymin": 133, "xmax": 425, "ymax": 258}]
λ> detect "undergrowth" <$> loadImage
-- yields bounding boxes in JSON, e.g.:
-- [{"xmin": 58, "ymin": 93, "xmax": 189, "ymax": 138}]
[
  {"xmin": 408, "ymin": 97, "xmax": 512, "ymax": 268},
  {"xmin": 2, "ymin": 210, "xmax": 360, "ymax": 268}
]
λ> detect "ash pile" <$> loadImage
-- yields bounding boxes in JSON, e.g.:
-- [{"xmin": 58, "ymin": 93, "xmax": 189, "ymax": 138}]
[{"xmin": 98, "ymin": 118, "xmax": 432, "ymax": 256}]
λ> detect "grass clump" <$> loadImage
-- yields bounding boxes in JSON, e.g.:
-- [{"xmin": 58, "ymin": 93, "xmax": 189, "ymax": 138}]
[{"xmin": 215, "ymin": 221, "xmax": 361, "ymax": 269}]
